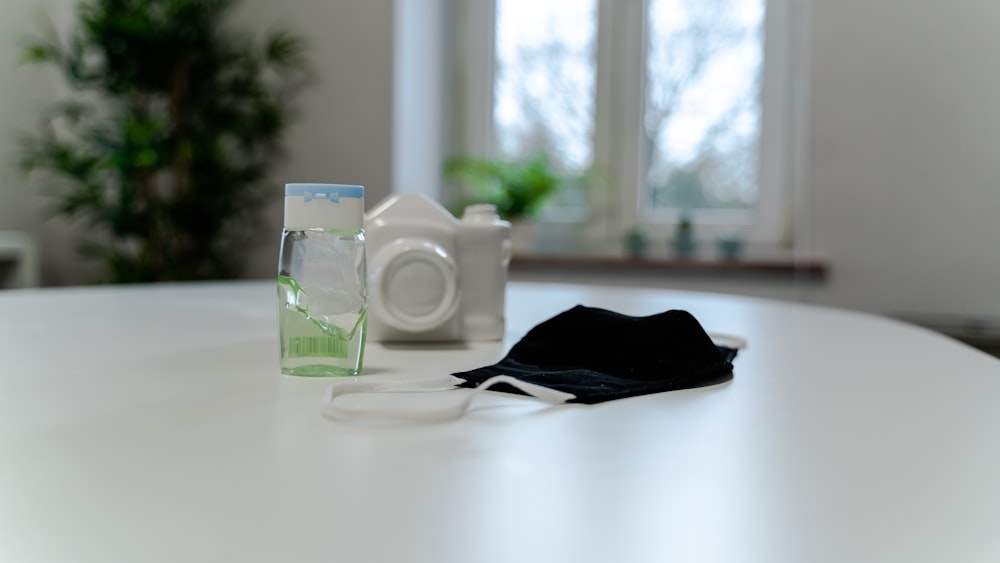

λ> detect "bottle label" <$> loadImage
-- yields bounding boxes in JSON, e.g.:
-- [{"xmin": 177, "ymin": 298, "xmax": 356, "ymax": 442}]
[{"xmin": 288, "ymin": 335, "xmax": 349, "ymax": 358}]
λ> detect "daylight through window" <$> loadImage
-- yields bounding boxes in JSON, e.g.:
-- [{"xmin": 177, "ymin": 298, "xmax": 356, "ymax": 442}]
[{"xmin": 463, "ymin": 0, "xmax": 795, "ymax": 249}]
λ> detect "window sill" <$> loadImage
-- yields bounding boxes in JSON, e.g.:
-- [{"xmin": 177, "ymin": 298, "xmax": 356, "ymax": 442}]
[{"xmin": 510, "ymin": 249, "xmax": 827, "ymax": 280}]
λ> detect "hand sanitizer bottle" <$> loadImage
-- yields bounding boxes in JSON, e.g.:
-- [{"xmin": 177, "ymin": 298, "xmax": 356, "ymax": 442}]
[{"xmin": 278, "ymin": 183, "xmax": 367, "ymax": 376}]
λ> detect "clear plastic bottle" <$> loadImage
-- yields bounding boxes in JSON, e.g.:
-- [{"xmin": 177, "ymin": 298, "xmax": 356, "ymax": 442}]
[{"xmin": 278, "ymin": 183, "xmax": 367, "ymax": 376}]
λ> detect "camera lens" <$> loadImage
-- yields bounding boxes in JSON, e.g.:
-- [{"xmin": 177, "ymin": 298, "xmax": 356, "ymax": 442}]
[
  {"xmin": 370, "ymin": 238, "xmax": 461, "ymax": 333},
  {"xmin": 384, "ymin": 260, "xmax": 448, "ymax": 317}
]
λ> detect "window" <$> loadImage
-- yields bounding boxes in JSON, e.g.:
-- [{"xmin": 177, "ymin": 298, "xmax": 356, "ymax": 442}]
[
  {"xmin": 493, "ymin": 0, "xmax": 597, "ymax": 218},
  {"xmin": 641, "ymin": 0, "xmax": 762, "ymax": 214},
  {"xmin": 451, "ymin": 0, "xmax": 801, "ymax": 252}
]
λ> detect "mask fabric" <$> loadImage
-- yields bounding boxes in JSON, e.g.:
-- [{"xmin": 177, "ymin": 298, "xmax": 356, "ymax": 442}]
[{"xmin": 453, "ymin": 305, "xmax": 737, "ymax": 404}]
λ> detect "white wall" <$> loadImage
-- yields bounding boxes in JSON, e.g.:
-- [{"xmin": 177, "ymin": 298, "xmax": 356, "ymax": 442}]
[
  {"xmin": 393, "ymin": 0, "xmax": 449, "ymax": 200},
  {"xmin": 233, "ymin": 0, "xmax": 395, "ymax": 279},
  {"xmin": 805, "ymin": 0, "xmax": 1000, "ymax": 318},
  {"xmin": 3, "ymin": 0, "xmax": 1000, "ymax": 321},
  {"xmin": 0, "ymin": 0, "xmax": 394, "ymax": 283},
  {"xmin": 0, "ymin": 0, "xmax": 83, "ymax": 285}
]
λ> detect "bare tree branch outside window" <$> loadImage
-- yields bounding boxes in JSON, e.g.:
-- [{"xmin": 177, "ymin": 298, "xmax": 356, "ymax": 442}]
[
  {"xmin": 494, "ymin": 0, "xmax": 763, "ymax": 217},
  {"xmin": 644, "ymin": 0, "xmax": 763, "ymax": 212}
]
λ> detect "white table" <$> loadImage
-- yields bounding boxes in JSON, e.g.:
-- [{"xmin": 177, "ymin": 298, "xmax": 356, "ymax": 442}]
[{"xmin": 2, "ymin": 281, "xmax": 999, "ymax": 563}]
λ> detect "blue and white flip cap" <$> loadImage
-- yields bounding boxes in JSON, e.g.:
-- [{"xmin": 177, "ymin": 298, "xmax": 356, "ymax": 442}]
[{"xmin": 284, "ymin": 183, "xmax": 365, "ymax": 230}]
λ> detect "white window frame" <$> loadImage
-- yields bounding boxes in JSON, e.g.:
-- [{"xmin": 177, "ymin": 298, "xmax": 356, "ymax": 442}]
[{"xmin": 450, "ymin": 0, "xmax": 807, "ymax": 251}]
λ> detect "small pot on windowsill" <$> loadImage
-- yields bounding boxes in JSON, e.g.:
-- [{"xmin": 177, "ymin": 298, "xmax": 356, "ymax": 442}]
[
  {"xmin": 716, "ymin": 235, "xmax": 745, "ymax": 261},
  {"xmin": 671, "ymin": 215, "xmax": 697, "ymax": 259},
  {"xmin": 624, "ymin": 227, "xmax": 649, "ymax": 259},
  {"xmin": 671, "ymin": 237, "xmax": 698, "ymax": 260}
]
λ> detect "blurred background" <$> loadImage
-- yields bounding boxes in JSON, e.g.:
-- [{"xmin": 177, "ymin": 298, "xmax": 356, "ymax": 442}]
[{"xmin": 3, "ymin": 0, "xmax": 1000, "ymax": 348}]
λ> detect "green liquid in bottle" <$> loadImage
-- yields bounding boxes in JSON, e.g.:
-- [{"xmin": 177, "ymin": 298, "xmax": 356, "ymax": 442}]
[{"xmin": 278, "ymin": 275, "xmax": 367, "ymax": 376}]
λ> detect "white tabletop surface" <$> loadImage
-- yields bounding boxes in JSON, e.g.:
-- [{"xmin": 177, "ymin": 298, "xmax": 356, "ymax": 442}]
[{"xmin": 2, "ymin": 280, "xmax": 1000, "ymax": 563}]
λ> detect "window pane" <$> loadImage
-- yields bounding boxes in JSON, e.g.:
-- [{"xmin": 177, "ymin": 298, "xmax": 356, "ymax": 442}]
[
  {"xmin": 494, "ymin": 0, "xmax": 597, "ymax": 211},
  {"xmin": 643, "ymin": 0, "xmax": 763, "ymax": 213}
]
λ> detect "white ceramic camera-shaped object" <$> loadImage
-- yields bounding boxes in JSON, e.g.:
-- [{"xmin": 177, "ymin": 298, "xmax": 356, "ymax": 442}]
[{"xmin": 365, "ymin": 194, "xmax": 511, "ymax": 342}]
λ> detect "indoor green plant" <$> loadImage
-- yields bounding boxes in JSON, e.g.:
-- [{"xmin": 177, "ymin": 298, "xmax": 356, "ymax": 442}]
[
  {"xmin": 18, "ymin": 0, "xmax": 312, "ymax": 283},
  {"xmin": 443, "ymin": 152, "xmax": 564, "ymax": 221}
]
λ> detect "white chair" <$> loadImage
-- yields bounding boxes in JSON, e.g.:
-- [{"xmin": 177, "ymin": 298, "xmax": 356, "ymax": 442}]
[{"xmin": 0, "ymin": 231, "xmax": 39, "ymax": 288}]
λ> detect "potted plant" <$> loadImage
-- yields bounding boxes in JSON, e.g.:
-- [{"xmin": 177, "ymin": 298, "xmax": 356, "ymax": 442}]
[
  {"xmin": 443, "ymin": 152, "xmax": 564, "ymax": 222},
  {"xmin": 671, "ymin": 211, "xmax": 697, "ymax": 259},
  {"xmin": 18, "ymin": 0, "xmax": 312, "ymax": 283},
  {"xmin": 624, "ymin": 225, "xmax": 649, "ymax": 258}
]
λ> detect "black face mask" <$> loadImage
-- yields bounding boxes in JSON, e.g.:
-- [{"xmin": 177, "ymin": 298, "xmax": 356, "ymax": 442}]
[{"xmin": 453, "ymin": 305, "xmax": 738, "ymax": 404}]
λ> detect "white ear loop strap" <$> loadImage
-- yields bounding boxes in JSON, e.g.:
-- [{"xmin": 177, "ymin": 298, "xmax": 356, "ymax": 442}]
[
  {"xmin": 477, "ymin": 375, "xmax": 576, "ymax": 404},
  {"xmin": 323, "ymin": 375, "xmax": 576, "ymax": 423},
  {"xmin": 709, "ymin": 333, "xmax": 748, "ymax": 351}
]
